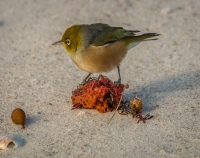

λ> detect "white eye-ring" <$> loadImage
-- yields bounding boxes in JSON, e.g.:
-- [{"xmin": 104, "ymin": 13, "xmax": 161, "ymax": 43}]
[{"xmin": 66, "ymin": 39, "xmax": 70, "ymax": 45}]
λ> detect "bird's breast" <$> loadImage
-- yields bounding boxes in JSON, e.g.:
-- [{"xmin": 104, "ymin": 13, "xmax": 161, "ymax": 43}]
[{"xmin": 70, "ymin": 41, "xmax": 128, "ymax": 73}]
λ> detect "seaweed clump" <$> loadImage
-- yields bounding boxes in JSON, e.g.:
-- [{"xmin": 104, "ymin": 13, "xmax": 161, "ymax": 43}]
[{"xmin": 71, "ymin": 75, "xmax": 127, "ymax": 113}]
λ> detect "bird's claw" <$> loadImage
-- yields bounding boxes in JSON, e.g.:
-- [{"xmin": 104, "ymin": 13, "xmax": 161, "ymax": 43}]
[{"xmin": 114, "ymin": 79, "xmax": 121, "ymax": 85}]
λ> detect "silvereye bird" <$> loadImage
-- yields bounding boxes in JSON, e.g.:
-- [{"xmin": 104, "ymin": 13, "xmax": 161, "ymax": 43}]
[{"xmin": 52, "ymin": 23, "xmax": 160, "ymax": 84}]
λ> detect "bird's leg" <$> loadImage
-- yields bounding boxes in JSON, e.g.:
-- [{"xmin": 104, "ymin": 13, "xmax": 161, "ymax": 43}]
[
  {"xmin": 115, "ymin": 66, "xmax": 121, "ymax": 85},
  {"xmin": 81, "ymin": 73, "xmax": 92, "ymax": 84}
]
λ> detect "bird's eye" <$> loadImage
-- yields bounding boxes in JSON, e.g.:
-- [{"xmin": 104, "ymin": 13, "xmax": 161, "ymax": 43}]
[{"xmin": 66, "ymin": 39, "xmax": 70, "ymax": 45}]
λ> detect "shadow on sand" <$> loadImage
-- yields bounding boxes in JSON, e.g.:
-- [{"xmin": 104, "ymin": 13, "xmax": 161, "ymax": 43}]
[
  {"xmin": 0, "ymin": 21, "xmax": 4, "ymax": 27},
  {"xmin": 125, "ymin": 70, "xmax": 200, "ymax": 113}
]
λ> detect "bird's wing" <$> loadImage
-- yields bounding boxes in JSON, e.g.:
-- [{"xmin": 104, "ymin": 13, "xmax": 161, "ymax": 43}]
[{"xmin": 87, "ymin": 23, "xmax": 140, "ymax": 46}]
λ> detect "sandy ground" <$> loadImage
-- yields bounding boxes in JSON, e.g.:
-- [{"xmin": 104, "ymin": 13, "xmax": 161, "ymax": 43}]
[{"xmin": 0, "ymin": 0, "xmax": 200, "ymax": 157}]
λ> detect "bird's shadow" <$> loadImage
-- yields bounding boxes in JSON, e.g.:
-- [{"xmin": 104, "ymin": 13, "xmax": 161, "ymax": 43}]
[{"xmin": 124, "ymin": 70, "xmax": 200, "ymax": 113}]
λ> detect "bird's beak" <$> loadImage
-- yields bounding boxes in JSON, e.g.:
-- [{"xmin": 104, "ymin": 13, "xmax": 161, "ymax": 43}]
[{"xmin": 52, "ymin": 40, "xmax": 63, "ymax": 45}]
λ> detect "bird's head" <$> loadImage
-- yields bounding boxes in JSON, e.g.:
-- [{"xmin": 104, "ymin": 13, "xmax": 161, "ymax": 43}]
[{"xmin": 52, "ymin": 25, "xmax": 83, "ymax": 54}]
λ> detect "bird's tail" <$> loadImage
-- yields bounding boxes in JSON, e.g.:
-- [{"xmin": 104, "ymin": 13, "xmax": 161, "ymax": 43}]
[
  {"xmin": 135, "ymin": 33, "xmax": 160, "ymax": 41},
  {"xmin": 122, "ymin": 33, "xmax": 160, "ymax": 50}
]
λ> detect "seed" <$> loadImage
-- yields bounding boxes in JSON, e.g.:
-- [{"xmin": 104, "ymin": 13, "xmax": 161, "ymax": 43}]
[
  {"xmin": 11, "ymin": 108, "xmax": 26, "ymax": 129},
  {"xmin": 129, "ymin": 98, "xmax": 143, "ymax": 113}
]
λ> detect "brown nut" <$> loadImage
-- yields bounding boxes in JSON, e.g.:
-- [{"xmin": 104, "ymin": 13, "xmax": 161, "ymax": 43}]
[
  {"xmin": 11, "ymin": 108, "xmax": 26, "ymax": 129},
  {"xmin": 129, "ymin": 97, "xmax": 143, "ymax": 113}
]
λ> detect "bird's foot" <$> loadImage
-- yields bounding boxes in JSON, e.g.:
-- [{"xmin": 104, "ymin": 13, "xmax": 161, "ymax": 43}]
[
  {"xmin": 77, "ymin": 76, "xmax": 97, "ymax": 89},
  {"xmin": 114, "ymin": 78, "xmax": 121, "ymax": 85}
]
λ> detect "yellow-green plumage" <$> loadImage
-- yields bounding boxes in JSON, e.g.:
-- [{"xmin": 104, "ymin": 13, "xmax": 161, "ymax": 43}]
[{"xmin": 52, "ymin": 23, "xmax": 160, "ymax": 83}]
